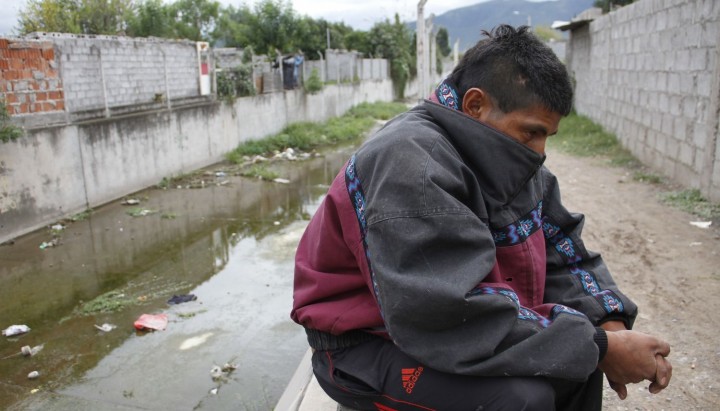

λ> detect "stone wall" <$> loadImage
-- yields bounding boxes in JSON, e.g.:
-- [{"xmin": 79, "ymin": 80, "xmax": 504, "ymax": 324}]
[{"xmin": 566, "ymin": 0, "xmax": 720, "ymax": 201}]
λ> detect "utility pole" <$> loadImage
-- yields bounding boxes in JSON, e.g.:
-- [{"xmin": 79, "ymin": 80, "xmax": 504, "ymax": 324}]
[
  {"xmin": 426, "ymin": 15, "xmax": 434, "ymax": 91},
  {"xmin": 417, "ymin": 0, "xmax": 428, "ymax": 100}
]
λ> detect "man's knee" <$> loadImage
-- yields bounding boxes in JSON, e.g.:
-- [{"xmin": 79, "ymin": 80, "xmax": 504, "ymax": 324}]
[{"xmin": 483, "ymin": 378, "xmax": 555, "ymax": 411}]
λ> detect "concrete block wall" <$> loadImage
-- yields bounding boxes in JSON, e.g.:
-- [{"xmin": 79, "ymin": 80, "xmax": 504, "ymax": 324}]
[
  {"xmin": 567, "ymin": 0, "xmax": 720, "ymax": 201},
  {"xmin": 214, "ymin": 48, "xmax": 248, "ymax": 69},
  {"xmin": 326, "ymin": 50, "xmax": 359, "ymax": 82},
  {"xmin": 0, "ymin": 38, "xmax": 65, "ymax": 115},
  {"xmin": 28, "ymin": 33, "xmax": 201, "ymax": 113}
]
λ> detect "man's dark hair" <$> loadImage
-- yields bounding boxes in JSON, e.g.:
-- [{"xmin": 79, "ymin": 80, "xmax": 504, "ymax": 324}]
[{"xmin": 448, "ymin": 25, "xmax": 573, "ymax": 116}]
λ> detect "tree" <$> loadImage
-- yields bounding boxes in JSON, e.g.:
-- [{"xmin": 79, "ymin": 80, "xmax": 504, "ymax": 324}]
[
  {"xmin": 78, "ymin": 0, "xmax": 133, "ymax": 34},
  {"xmin": 18, "ymin": 0, "xmax": 82, "ymax": 34},
  {"xmin": 435, "ymin": 27, "xmax": 451, "ymax": 58},
  {"xmin": 212, "ymin": 5, "xmax": 251, "ymax": 47},
  {"xmin": 244, "ymin": 0, "xmax": 297, "ymax": 56},
  {"xmin": 18, "ymin": 0, "xmax": 133, "ymax": 35},
  {"xmin": 126, "ymin": 0, "xmax": 174, "ymax": 38},
  {"xmin": 367, "ymin": 14, "xmax": 414, "ymax": 98},
  {"xmin": 169, "ymin": 0, "xmax": 220, "ymax": 41}
]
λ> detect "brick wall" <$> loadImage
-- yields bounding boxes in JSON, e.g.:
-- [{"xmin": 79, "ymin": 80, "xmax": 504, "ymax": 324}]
[
  {"xmin": 566, "ymin": 0, "xmax": 720, "ymax": 201},
  {"xmin": 0, "ymin": 38, "xmax": 65, "ymax": 115}
]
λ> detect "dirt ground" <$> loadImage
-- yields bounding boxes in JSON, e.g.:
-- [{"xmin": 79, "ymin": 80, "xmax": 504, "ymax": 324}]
[{"xmin": 544, "ymin": 148, "xmax": 720, "ymax": 410}]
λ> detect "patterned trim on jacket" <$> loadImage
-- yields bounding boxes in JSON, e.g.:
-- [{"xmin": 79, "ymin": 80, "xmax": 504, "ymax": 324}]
[
  {"xmin": 542, "ymin": 219, "xmax": 625, "ymax": 314},
  {"xmin": 345, "ymin": 155, "xmax": 384, "ymax": 316}
]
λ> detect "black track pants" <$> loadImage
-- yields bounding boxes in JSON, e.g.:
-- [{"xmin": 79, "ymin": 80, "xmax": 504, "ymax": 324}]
[{"xmin": 312, "ymin": 338, "xmax": 604, "ymax": 411}]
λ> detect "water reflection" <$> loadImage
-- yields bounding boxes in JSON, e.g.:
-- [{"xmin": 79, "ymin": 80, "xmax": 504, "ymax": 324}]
[{"xmin": 0, "ymin": 144, "xmax": 354, "ymax": 410}]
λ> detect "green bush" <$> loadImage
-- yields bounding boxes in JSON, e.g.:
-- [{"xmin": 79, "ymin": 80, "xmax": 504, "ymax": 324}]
[
  {"xmin": 304, "ymin": 68, "xmax": 323, "ymax": 94},
  {"xmin": 217, "ymin": 64, "xmax": 256, "ymax": 102},
  {"xmin": 0, "ymin": 101, "xmax": 23, "ymax": 143}
]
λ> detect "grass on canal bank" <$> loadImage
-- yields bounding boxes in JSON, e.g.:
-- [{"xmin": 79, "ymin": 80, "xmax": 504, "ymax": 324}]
[
  {"xmin": 226, "ymin": 101, "xmax": 407, "ymax": 162},
  {"xmin": 551, "ymin": 112, "xmax": 719, "ymax": 221}
]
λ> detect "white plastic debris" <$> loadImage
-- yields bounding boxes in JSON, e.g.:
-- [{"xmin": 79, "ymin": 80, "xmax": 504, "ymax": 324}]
[
  {"xmin": 2, "ymin": 325, "xmax": 31, "ymax": 337},
  {"xmin": 210, "ymin": 366, "xmax": 223, "ymax": 380},
  {"xmin": 27, "ymin": 371, "xmax": 40, "ymax": 380},
  {"xmin": 122, "ymin": 199, "xmax": 140, "ymax": 205},
  {"xmin": 273, "ymin": 178, "xmax": 290, "ymax": 184},
  {"xmin": 94, "ymin": 323, "xmax": 117, "ymax": 332},
  {"xmin": 690, "ymin": 221, "xmax": 712, "ymax": 229},
  {"xmin": 21, "ymin": 344, "xmax": 43, "ymax": 357},
  {"xmin": 51, "ymin": 224, "xmax": 65, "ymax": 231}
]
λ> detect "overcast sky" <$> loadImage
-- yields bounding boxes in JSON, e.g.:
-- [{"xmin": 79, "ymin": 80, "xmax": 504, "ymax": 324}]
[{"xmin": 0, "ymin": 0, "xmax": 512, "ymax": 36}]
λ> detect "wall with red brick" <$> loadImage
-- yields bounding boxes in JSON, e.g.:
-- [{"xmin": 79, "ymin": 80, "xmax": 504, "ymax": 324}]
[{"xmin": 0, "ymin": 38, "xmax": 65, "ymax": 115}]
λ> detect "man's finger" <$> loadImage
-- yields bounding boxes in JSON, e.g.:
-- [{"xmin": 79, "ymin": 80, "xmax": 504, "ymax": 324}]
[
  {"xmin": 650, "ymin": 355, "xmax": 672, "ymax": 394},
  {"xmin": 609, "ymin": 380, "xmax": 627, "ymax": 400},
  {"xmin": 655, "ymin": 339, "xmax": 671, "ymax": 357}
]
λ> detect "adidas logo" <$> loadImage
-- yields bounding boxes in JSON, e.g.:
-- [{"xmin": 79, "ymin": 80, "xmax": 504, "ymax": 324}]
[{"xmin": 401, "ymin": 367, "xmax": 424, "ymax": 394}]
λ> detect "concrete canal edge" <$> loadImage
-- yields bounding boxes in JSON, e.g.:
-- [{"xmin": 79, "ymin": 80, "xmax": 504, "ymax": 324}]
[{"xmin": 276, "ymin": 348, "xmax": 361, "ymax": 411}]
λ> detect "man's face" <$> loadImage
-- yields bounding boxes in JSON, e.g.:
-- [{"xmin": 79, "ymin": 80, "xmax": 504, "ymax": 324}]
[
  {"xmin": 477, "ymin": 104, "xmax": 561, "ymax": 155},
  {"xmin": 461, "ymin": 88, "xmax": 562, "ymax": 155}
]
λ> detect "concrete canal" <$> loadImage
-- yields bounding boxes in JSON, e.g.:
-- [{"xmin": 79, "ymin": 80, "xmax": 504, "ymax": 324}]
[{"xmin": 0, "ymin": 143, "xmax": 358, "ymax": 410}]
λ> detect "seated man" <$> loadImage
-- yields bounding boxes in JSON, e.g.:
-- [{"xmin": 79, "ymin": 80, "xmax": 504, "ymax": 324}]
[{"xmin": 291, "ymin": 25, "xmax": 671, "ymax": 411}]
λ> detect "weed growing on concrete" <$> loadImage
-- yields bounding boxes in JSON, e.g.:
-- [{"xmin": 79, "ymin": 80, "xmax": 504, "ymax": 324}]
[
  {"xmin": 304, "ymin": 68, "xmax": 323, "ymax": 94},
  {"xmin": 661, "ymin": 189, "xmax": 720, "ymax": 220},
  {"xmin": 79, "ymin": 290, "xmax": 133, "ymax": 315},
  {"xmin": 0, "ymin": 100, "xmax": 23, "ymax": 143},
  {"xmin": 240, "ymin": 165, "xmax": 279, "ymax": 181},
  {"xmin": 70, "ymin": 209, "xmax": 93, "ymax": 221}
]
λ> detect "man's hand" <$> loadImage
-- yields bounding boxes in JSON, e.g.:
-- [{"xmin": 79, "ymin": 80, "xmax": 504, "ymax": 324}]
[{"xmin": 598, "ymin": 330, "xmax": 672, "ymax": 400}]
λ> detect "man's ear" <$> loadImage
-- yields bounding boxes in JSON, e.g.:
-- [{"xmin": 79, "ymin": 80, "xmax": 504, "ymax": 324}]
[{"xmin": 462, "ymin": 88, "xmax": 494, "ymax": 121}]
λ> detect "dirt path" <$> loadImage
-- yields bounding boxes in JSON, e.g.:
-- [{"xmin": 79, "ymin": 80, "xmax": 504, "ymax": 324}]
[{"xmin": 544, "ymin": 148, "xmax": 720, "ymax": 410}]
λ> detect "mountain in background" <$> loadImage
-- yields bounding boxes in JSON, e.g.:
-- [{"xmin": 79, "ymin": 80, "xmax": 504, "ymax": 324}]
[{"xmin": 411, "ymin": 0, "xmax": 595, "ymax": 50}]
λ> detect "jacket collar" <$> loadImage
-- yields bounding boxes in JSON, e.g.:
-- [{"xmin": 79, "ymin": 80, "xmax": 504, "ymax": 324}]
[{"xmin": 421, "ymin": 100, "xmax": 545, "ymax": 205}]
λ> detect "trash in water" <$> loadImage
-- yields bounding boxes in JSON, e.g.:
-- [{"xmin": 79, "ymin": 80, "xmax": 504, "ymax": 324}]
[
  {"xmin": 2, "ymin": 344, "xmax": 43, "ymax": 360},
  {"xmin": 2, "ymin": 325, "xmax": 31, "ymax": 337},
  {"xmin": 215, "ymin": 171, "xmax": 227, "ymax": 177},
  {"xmin": 51, "ymin": 224, "xmax": 65, "ymax": 231},
  {"xmin": 27, "ymin": 371, "xmax": 40, "ymax": 380},
  {"xmin": 122, "ymin": 199, "xmax": 141, "ymax": 205},
  {"xmin": 210, "ymin": 388, "xmax": 218, "ymax": 395},
  {"xmin": 167, "ymin": 294, "xmax": 197, "ymax": 305},
  {"xmin": 690, "ymin": 221, "xmax": 712, "ymax": 229},
  {"xmin": 94, "ymin": 323, "xmax": 117, "ymax": 332},
  {"xmin": 210, "ymin": 363, "xmax": 238, "ymax": 381},
  {"xmin": 273, "ymin": 178, "xmax": 290, "ymax": 184},
  {"xmin": 39, "ymin": 238, "xmax": 59, "ymax": 249},
  {"xmin": 221, "ymin": 363, "xmax": 237, "ymax": 372},
  {"xmin": 22, "ymin": 344, "xmax": 43, "ymax": 357},
  {"xmin": 133, "ymin": 314, "xmax": 168, "ymax": 331},
  {"xmin": 210, "ymin": 366, "xmax": 223, "ymax": 380}
]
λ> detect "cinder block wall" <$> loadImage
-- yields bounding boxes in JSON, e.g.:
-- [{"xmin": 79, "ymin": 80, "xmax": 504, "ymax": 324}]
[
  {"xmin": 0, "ymin": 38, "xmax": 65, "ymax": 114},
  {"xmin": 32, "ymin": 33, "xmax": 201, "ymax": 113},
  {"xmin": 566, "ymin": 0, "xmax": 720, "ymax": 201}
]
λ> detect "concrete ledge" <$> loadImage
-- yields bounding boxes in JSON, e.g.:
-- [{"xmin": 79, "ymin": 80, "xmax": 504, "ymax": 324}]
[{"xmin": 276, "ymin": 348, "xmax": 360, "ymax": 411}]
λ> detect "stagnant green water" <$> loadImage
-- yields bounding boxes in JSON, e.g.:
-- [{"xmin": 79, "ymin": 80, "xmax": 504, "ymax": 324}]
[{"xmin": 0, "ymin": 145, "xmax": 356, "ymax": 410}]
